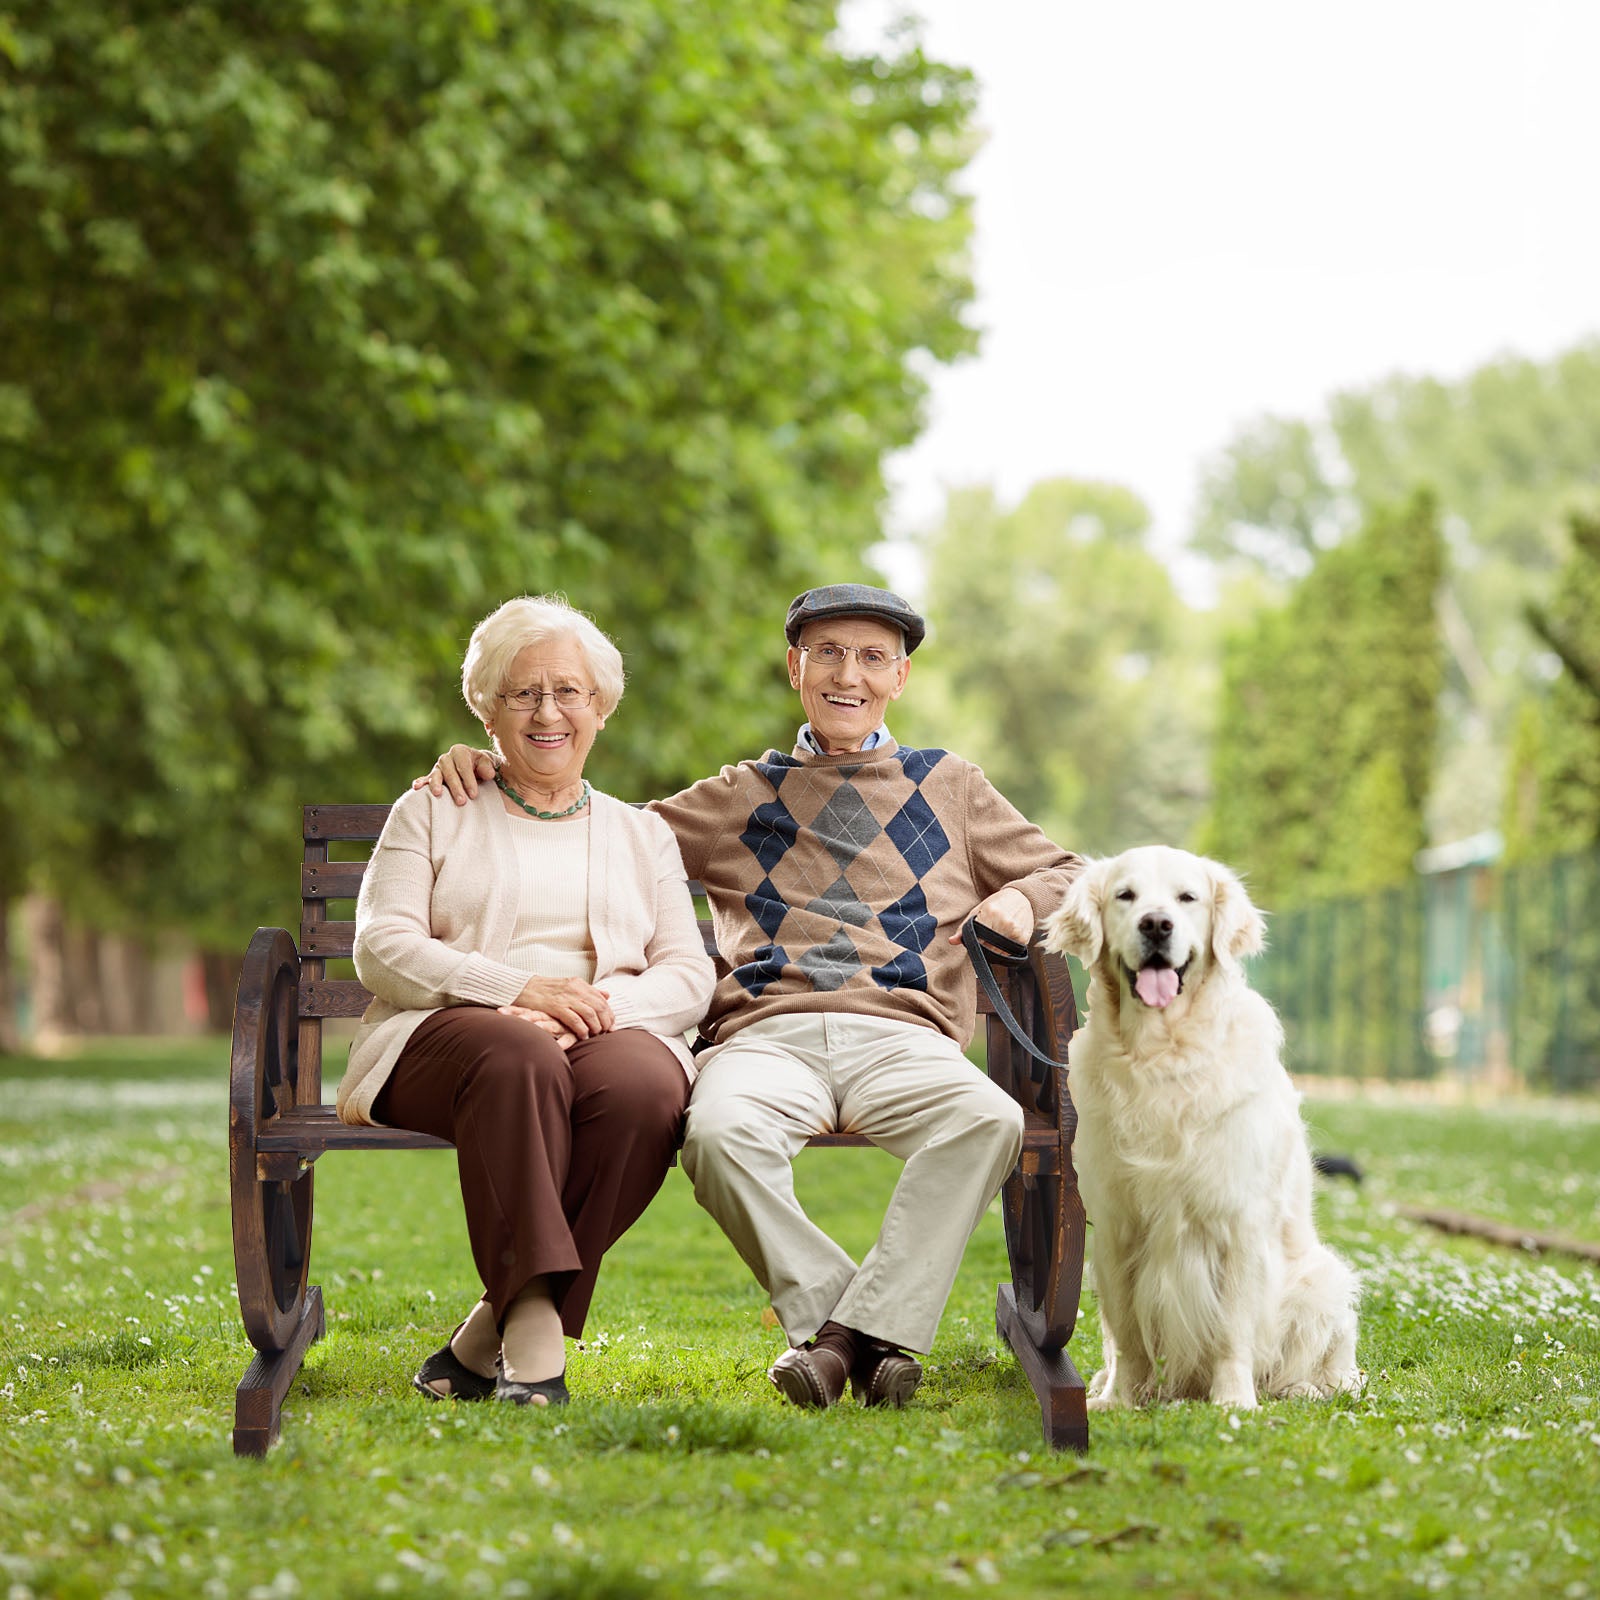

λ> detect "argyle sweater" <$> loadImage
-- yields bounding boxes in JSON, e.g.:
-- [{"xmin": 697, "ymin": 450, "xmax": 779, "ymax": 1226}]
[{"xmin": 651, "ymin": 740, "xmax": 1082, "ymax": 1048}]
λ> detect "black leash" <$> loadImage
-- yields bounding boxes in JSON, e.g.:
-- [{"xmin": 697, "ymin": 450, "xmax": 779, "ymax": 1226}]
[{"xmin": 960, "ymin": 917, "xmax": 1071, "ymax": 1081}]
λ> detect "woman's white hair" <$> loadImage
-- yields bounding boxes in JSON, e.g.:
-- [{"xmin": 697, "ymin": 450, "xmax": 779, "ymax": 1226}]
[{"xmin": 461, "ymin": 595, "xmax": 626, "ymax": 723}]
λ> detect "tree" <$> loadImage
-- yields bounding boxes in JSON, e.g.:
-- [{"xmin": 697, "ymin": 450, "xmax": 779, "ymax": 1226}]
[
  {"xmin": 1195, "ymin": 343, "xmax": 1600, "ymax": 580},
  {"xmin": 1202, "ymin": 493, "xmax": 1445, "ymax": 906},
  {"xmin": 909, "ymin": 478, "xmax": 1212, "ymax": 854},
  {"xmin": 0, "ymin": 0, "xmax": 979, "ymax": 997},
  {"xmin": 1503, "ymin": 511, "xmax": 1600, "ymax": 856},
  {"xmin": 1496, "ymin": 512, "xmax": 1600, "ymax": 1088},
  {"xmin": 1193, "ymin": 342, "xmax": 1600, "ymax": 842}
]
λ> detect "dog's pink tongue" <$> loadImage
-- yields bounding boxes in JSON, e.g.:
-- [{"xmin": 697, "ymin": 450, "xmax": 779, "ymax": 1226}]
[{"xmin": 1135, "ymin": 966, "xmax": 1180, "ymax": 1008}]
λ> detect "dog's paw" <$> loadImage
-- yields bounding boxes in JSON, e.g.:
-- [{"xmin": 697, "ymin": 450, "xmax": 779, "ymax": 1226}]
[
  {"xmin": 1086, "ymin": 1369, "xmax": 1137, "ymax": 1411},
  {"xmin": 1208, "ymin": 1358, "xmax": 1259, "ymax": 1409},
  {"xmin": 1274, "ymin": 1380, "xmax": 1326, "ymax": 1400},
  {"xmin": 1210, "ymin": 1386, "xmax": 1259, "ymax": 1410}
]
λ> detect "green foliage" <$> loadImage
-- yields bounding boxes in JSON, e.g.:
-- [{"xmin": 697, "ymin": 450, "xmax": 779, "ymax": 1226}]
[
  {"xmin": 1256, "ymin": 844, "xmax": 1600, "ymax": 1093},
  {"xmin": 1195, "ymin": 342, "xmax": 1600, "ymax": 584},
  {"xmin": 1203, "ymin": 493, "xmax": 1445, "ymax": 906},
  {"xmin": 4, "ymin": 1052, "xmax": 1599, "ymax": 1598},
  {"xmin": 1194, "ymin": 341, "xmax": 1600, "ymax": 842},
  {"xmin": 1500, "ymin": 701, "xmax": 1546, "ymax": 862},
  {"xmin": 1255, "ymin": 880, "xmax": 1430, "ymax": 1081},
  {"xmin": 0, "ymin": 0, "xmax": 978, "ymax": 943},
  {"xmin": 1193, "ymin": 413, "xmax": 1345, "ymax": 579},
  {"xmin": 909, "ymin": 478, "xmax": 1213, "ymax": 854},
  {"xmin": 1507, "ymin": 512, "xmax": 1600, "ymax": 856},
  {"xmin": 1500, "ymin": 849, "xmax": 1600, "ymax": 1092}
]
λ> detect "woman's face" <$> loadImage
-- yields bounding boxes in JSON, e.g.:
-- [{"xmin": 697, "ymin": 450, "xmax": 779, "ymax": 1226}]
[{"xmin": 485, "ymin": 640, "xmax": 606, "ymax": 797}]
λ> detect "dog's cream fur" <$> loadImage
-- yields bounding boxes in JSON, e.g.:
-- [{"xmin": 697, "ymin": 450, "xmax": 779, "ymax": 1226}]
[{"xmin": 1044, "ymin": 846, "xmax": 1361, "ymax": 1410}]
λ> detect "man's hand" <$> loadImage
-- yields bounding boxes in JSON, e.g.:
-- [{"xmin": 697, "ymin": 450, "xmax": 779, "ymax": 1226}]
[
  {"xmin": 509, "ymin": 975, "xmax": 615, "ymax": 1039},
  {"xmin": 412, "ymin": 744, "xmax": 497, "ymax": 804},
  {"xmin": 496, "ymin": 1005, "xmax": 579, "ymax": 1051},
  {"xmin": 952, "ymin": 886, "xmax": 1035, "ymax": 949}
]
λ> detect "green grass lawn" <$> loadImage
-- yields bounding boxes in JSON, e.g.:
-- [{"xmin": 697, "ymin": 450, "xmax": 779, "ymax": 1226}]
[{"xmin": 2, "ymin": 1043, "xmax": 1597, "ymax": 1599}]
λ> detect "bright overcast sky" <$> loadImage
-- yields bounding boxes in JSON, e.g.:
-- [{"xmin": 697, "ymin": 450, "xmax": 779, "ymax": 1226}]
[{"xmin": 844, "ymin": 0, "xmax": 1600, "ymax": 582}]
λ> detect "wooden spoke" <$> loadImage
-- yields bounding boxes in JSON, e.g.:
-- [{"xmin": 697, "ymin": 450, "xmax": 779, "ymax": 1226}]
[{"xmin": 230, "ymin": 928, "xmax": 317, "ymax": 1355}]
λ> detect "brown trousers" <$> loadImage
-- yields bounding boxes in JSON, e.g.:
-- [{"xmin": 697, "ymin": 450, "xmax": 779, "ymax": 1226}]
[{"xmin": 372, "ymin": 1007, "xmax": 689, "ymax": 1336}]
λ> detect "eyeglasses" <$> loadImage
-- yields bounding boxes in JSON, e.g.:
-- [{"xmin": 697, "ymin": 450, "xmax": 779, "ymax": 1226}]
[
  {"xmin": 499, "ymin": 686, "xmax": 598, "ymax": 712},
  {"xmin": 800, "ymin": 643, "xmax": 903, "ymax": 674}
]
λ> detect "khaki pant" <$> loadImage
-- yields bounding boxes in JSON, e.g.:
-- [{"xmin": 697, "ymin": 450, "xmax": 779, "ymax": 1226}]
[{"xmin": 681, "ymin": 1013, "xmax": 1023, "ymax": 1354}]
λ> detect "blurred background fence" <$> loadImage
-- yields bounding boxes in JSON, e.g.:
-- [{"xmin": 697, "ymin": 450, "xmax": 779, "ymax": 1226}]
[{"xmin": 1254, "ymin": 845, "xmax": 1600, "ymax": 1092}]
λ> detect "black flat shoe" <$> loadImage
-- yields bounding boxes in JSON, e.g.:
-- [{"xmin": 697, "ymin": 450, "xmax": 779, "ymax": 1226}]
[
  {"xmin": 495, "ymin": 1370, "xmax": 570, "ymax": 1407},
  {"xmin": 413, "ymin": 1341, "xmax": 496, "ymax": 1403}
]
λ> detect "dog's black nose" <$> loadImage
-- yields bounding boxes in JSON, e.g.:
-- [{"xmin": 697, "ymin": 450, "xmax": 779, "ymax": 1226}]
[{"xmin": 1139, "ymin": 913, "xmax": 1173, "ymax": 940}]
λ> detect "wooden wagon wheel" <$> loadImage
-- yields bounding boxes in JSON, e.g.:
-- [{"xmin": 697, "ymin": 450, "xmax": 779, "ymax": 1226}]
[
  {"xmin": 998, "ymin": 949, "xmax": 1084, "ymax": 1353},
  {"xmin": 229, "ymin": 927, "xmax": 315, "ymax": 1354}
]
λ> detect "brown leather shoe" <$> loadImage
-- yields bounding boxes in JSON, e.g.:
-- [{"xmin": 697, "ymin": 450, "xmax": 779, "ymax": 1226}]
[
  {"xmin": 768, "ymin": 1343, "xmax": 851, "ymax": 1409},
  {"xmin": 852, "ymin": 1345, "xmax": 923, "ymax": 1408}
]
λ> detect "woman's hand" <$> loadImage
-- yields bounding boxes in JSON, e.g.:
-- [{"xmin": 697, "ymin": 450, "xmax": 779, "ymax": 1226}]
[
  {"xmin": 412, "ymin": 744, "xmax": 498, "ymax": 804},
  {"xmin": 510, "ymin": 976, "xmax": 615, "ymax": 1039},
  {"xmin": 496, "ymin": 1005, "xmax": 579, "ymax": 1051}
]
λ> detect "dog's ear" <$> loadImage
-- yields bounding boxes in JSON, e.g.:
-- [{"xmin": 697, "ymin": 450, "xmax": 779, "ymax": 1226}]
[
  {"xmin": 1210, "ymin": 862, "xmax": 1265, "ymax": 972},
  {"xmin": 1044, "ymin": 861, "xmax": 1105, "ymax": 965}
]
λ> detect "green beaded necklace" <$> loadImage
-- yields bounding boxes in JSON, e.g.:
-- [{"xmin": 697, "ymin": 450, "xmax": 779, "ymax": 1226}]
[{"xmin": 495, "ymin": 774, "xmax": 591, "ymax": 820}]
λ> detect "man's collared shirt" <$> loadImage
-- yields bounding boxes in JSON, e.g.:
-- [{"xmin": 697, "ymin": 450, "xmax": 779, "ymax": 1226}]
[{"xmin": 796, "ymin": 723, "xmax": 890, "ymax": 755}]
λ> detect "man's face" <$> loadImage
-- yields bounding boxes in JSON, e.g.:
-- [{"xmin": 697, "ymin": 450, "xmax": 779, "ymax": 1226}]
[{"xmin": 787, "ymin": 617, "xmax": 911, "ymax": 754}]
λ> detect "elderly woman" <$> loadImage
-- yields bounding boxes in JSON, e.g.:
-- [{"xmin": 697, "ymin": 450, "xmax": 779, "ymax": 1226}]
[{"xmin": 336, "ymin": 595, "xmax": 714, "ymax": 1406}]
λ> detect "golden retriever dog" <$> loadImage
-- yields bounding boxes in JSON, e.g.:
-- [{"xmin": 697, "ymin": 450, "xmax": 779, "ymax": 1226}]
[{"xmin": 1044, "ymin": 846, "xmax": 1362, "ymax": 1410}]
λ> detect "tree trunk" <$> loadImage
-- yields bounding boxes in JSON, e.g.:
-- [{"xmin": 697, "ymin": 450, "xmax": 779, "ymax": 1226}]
[
  {"xmin": 201, "ymin": 950, "xmax": 244, "ymax": 1033},
  {"xmin": 21, "ymin": 895, "xmax": 71, "ymax": 1053},
  {"xmin": 0, "ymin": 898, "xmax": 19, "ymax": 1055},
  {"xmin": 62, "ymin": 922, "xmax": 106, "ymax": 1034},
  {"xmin": 99, "ymin": 934, "xmax": 154, "ymax": 1034}
]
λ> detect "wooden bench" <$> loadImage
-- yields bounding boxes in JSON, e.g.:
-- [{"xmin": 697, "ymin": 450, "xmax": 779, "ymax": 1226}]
[{"xmin": 228, "ymin": 803, "xmax": 1089, "ymax": 1455}]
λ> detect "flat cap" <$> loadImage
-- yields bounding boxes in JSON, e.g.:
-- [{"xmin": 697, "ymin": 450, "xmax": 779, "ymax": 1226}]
[{"xmin": 784, "ymin": 584, "xmax": 927, "ymax": 654}]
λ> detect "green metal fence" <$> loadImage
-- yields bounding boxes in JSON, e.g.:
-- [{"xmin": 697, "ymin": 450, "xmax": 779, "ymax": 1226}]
[{"xmin": 1251, "ymin": 846, "xmax": 1600, "ymax": 1092}]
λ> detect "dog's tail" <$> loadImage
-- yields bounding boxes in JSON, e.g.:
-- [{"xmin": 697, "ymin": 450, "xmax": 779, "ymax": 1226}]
[{"xmin": 1265, "ymin": 1244, "xmax": 1362, "ymax": 1398}]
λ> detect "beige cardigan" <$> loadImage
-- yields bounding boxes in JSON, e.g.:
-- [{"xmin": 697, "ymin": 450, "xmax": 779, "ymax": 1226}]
[{"xmin": 336, "ymin": 784, "xmax": 715, "ymax": 1125}]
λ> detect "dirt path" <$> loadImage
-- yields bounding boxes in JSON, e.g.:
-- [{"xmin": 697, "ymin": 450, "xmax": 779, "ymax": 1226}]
[
  {"xmin": 1398, "ymin": 1203, "xmax": 1600, "ymax": 1263},
  {"xmin": 9, "ymin": 1162, "xmax": 194, "ymax": 1227}
]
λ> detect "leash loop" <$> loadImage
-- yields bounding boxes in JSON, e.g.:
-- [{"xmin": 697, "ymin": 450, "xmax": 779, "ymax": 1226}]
[{"xmin": 960, "ymin": 918, "xmax": 1070, "ymax": 1082}]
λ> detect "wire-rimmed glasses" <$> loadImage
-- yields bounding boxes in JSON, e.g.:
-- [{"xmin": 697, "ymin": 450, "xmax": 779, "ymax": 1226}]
[
  {"xmin": 499, "ymin": 686, "xmax": 599, "ymax": 712},
  {"xmin": 799, "ymin": 643, "xmax": 903, "ymax": 674}
]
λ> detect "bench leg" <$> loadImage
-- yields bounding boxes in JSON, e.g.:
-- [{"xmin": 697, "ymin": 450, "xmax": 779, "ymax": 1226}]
[
  {"xmin": 997, "ymin": 1283, "xmax": 1088, "ymax": 1453},
  {"xmin": 233, "ymin": 1285, "xmax": 326, "ymax": 1457}
]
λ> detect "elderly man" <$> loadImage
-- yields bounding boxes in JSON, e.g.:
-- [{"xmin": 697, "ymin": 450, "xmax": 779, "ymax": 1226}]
[{"xmin": 422, "ymin": 585, "xmax": 1081, "ymax": 1410}]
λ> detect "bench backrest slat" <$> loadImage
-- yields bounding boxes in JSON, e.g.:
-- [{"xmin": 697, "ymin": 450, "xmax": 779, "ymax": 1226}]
[
  {"xmin": 299, "ymin": 979, "xmax": 374, "ymax": 1019},
  {"xmin": 297, "ymin": 917, "xmax": 718, "ymax": 969},
  {"xmin": 301, "ymin": 921, "xmax": 356, "ymax": 959},
  {"xmin": 298, "ymin": 804, "xmax": 994, "ymax": 1026},
  {"xmin": 302, "ymin": 861, "xmax": 367, "ymax": 899},
  {"xmin": 304, "ymin": 804, "xmax": 392, "ymax": 841}
]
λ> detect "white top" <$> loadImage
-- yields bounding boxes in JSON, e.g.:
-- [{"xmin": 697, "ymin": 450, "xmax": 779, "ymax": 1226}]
[
  {"xmin": 337, "ymin": 785, "xmax": 716, "ymax": 1123},
  {"xmin": 504, "ymin": 814, "xmax": 597, "ymax": 981}
]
